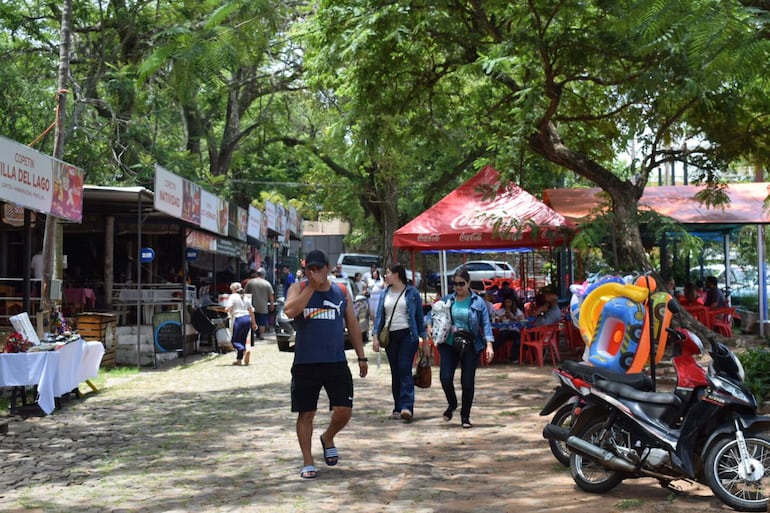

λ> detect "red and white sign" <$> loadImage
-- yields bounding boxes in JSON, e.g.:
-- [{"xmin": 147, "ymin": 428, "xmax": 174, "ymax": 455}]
[
  {"xmin": 153, "ymin": 165, "xmax": 183, "ymax": 218},
  {"xmin": 0, "ymin": 135, "xmax": 83, "ymax": 222}
]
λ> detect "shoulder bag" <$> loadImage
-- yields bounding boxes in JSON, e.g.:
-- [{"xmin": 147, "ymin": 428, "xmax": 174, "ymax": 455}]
[
  {"xmin": 378, "ymin": 286, "xmax": 406, "ymax": 348},
  {"xmin": 413, "ymin": 347, "xmax": 432, "ymax": 388}
]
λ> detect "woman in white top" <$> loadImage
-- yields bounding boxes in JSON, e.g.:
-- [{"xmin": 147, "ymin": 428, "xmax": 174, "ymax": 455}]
[
  {"xmin": 226, "ymin": 281, "xmax": 257, "ymax": 366},
  {"xmin": 372, "ymin": 264, "xmax": 427, "ymax": 421}
]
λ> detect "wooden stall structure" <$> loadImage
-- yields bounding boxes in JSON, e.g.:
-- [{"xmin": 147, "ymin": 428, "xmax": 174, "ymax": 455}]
[{"xmin": 76, "ymin": 312, "xmax": 117, "ymax": 368}]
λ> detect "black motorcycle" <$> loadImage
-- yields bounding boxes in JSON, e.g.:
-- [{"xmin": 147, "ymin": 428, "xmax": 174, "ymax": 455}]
[{"xmin": 544, "ymin": 331, "xmax": 770, "ymax": 512}]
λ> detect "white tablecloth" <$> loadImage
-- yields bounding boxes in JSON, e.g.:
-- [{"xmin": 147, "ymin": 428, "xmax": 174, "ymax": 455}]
[{"xmin": 0, "ymin": 339, "xmax": 104, "ymax": 415}]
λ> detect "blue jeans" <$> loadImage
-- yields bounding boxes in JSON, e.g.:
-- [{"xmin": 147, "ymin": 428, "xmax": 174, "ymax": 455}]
[
  {"xmin": 231, "ymin": 315, "xmax": 251, "ymax": 360},
  {"xmin": 438, "ymin": 342, "xmax": 479, "ymax": 419},
  {"xmin": 385, "ymin": 328, "xmax": 419, "ymax": 414}
]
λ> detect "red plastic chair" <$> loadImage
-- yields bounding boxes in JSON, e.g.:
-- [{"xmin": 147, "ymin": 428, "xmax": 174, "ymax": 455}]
[
  {"xmin": 519, "ymin": 325, "xmax": 560, "ymax": 367},
  {"xmin": 683, "ymin": 305, "xmax": 710, "ymax": 327},
  {"xmin": 562, "ymin": 319, "xmax": 584, "ymax": 352},
  {"xmin": 708, "ymin": 307, "xmax": 736, "ymax": 338}
]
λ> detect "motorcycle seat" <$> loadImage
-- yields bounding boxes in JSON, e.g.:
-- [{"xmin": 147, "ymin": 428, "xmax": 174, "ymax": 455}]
[
  {"xmin": 561, "ymin": 360, "xmax": 654, "ymax": 391},
  {"xmin": 595, "ymin": 379, "xmax": 682, "ymax": 406}
]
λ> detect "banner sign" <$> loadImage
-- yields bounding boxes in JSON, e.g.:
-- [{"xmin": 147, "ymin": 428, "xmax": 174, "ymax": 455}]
[
  {"xmin": 153, "ymin": 165, "xmax": 183, "ymax": 218},
  {"xmin": 0, "ymin": 135, "xmax": 84, "ymax": 222},
  {"xmin": 154, "ymin": 165, "xmax": 270, "ymax": 243},
  {"xmin": 247, "ymin": 205, "xmax": 262, "ymax": 241}
]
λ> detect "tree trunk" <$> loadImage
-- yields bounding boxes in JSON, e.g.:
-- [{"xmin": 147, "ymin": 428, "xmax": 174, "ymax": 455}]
[
  {"xmin": 41, "ymin": 0, "xmax": 72, "ymax": 314},
  {"xmin": 530, "ymin": 121, "xmax": 650, "ymax": 272}
]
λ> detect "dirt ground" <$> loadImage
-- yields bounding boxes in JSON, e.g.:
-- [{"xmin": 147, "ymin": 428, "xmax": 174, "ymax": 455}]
[
  {"xmin": 0, "ymin": 338, "xmax": 764, "ymax": 513},
  {"xmin": 452, "ymin": 359, "xmax": 738, "ymax": 513}
]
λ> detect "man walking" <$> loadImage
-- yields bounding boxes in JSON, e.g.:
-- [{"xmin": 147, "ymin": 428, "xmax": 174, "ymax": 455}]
[
  {"xmin": 244, "ymin": 268, "xmax": 274, "ymax": 344},
  {"xmin": 282, "ymin": 250, "xmax": 368, "ymax": 479}
]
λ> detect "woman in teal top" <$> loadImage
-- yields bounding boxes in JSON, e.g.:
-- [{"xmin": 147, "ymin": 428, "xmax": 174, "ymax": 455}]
[{"xmin": 428, "ymin": 269, "xmax": 494, "ymax": 428}]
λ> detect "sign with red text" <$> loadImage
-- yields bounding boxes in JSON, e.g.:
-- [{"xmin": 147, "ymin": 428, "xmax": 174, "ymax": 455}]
[
  {"xmin": 153, "ymin": 165, "xmax": 183, "ymax": 218},
  {"xmin": 0, "ymin": 135, "xmax": 84, "ymax": 222}
]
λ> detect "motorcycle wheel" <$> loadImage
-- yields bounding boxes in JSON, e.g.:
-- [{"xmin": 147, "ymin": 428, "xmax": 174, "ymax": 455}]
[
  {"xmin": 549, "ymin": 403, "xmax": 576, "ymax": 466},
  {"xmin": 569, "ymin": 414, "xmax": 627, "ymax": 493},
  {"xmin": 704, "ymin": 433, "xmax": 770, "ymax": 512}
]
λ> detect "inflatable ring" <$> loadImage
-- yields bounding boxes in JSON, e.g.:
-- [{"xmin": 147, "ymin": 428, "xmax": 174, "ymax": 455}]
[
  {"xmin": 579, "ymin": 282, "xmax": 649, "ymax": 347},
  {"xmin": 586, "ymin": 296, "xmax": 650, "ymax": 373}
]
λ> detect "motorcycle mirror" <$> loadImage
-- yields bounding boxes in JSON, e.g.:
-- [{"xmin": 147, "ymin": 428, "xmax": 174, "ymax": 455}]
[{"xmin": 667, "ymin": 298, "xmax": 682, "ymax": 314}]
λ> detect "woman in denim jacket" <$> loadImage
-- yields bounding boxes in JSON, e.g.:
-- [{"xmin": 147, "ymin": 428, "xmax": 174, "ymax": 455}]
[
  {"xmin": 427, "ymin": 268, "xmax": 494, "ymax": 428},
  {"xmin": 373, "ymin": 263, "xmax": 427, "ymax": 421}
]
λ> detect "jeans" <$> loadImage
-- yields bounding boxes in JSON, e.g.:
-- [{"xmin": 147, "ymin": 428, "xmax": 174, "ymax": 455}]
[
  {"xmin": 385, "ymin": 328, "xmax": 419, "ymax": 414},
  {"xmin": 231, "ymin": 315, "xmax": 251, "ymax": 361},
  {"xmin": 438, "ymin": 342, "xmax": 479, "ymax": 419}
]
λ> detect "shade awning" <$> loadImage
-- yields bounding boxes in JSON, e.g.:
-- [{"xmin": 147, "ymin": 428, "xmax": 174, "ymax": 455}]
[
  {"xmin": 543, "ymin": 183, "xmax": 770, "ymax": 227},
  {"xmin": 393, "ymin": 166, "xmax": 573, "ymax": 250}
]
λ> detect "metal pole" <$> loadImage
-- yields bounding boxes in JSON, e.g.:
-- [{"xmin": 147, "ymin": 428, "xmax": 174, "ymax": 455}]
[
  {"xmin": 758, "ymin": 226, "xmax": 767, "ymax": 337},
  {"xmin": 136, "ymin": 195, "xmax": 142, "ymax": 369}
]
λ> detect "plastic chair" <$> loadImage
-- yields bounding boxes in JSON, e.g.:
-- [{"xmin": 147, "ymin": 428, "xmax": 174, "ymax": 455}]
[
  {"xmin": 683, "ymin": 305, "xmax": 709, "ymax": 327},
  {"xmin": 519, "ymin": 324, "xmax": 560, "ymax": 367},
  {"xmin": 562, "ymin": 319, "xmax": 584, "ymax": 352},
  {"xmin": 708, "ymin": 307, "xmax": 735, "ymax": 338},
  {"xmin": 494, "ymin": 338, "xmax": 514, "ymax": 362}
]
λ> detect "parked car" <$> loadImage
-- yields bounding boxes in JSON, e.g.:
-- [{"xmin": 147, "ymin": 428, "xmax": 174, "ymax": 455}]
[
  {"xmin": 688, "ymin": 264, "xmax": 756, "ymax": 297},
  {"xmin": 444, "ymin": 260, "xmax": 516, "ymax": 291},
  {"xmin": 337, "ymin": 253, "xmax": 382, "ymax": 279},
  {"xmin": 730, "ymin": 268, "xmax": 767, "ymax": 311},
  {"xmin": 336, "ymin": 253, "xmax": 421, "ymax": 288}
]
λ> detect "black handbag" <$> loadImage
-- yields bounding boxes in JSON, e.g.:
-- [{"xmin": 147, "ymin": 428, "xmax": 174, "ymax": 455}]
[{"xmin": 453, "ymin": 329, "xmax": 474, "ymax": 357}]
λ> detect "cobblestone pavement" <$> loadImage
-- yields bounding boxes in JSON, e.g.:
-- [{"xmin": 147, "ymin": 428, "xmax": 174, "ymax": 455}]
[{"xmin": 0, "ymin": 337, "xmax": 733, "ymax": 513}]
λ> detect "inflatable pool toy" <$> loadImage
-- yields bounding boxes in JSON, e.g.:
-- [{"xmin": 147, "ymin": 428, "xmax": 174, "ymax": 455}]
[
  {"xmin": 578, "ymin": 282, "xmax": 649, "ymax": 347},
  {"xmin": 586, "ymin": 296, "xmax": 650, "ymax": 373},
  {"xmin": 569, "ymin": 275, "xmax": 624, "ymax": 330}
]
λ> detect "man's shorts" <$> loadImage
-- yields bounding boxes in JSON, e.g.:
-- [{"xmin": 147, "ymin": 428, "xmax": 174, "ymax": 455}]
[
  {"xmin": 255, "ymin": 312, "xmax": 269, "ymax": 327},
  {"xmin": 291, "ymin": 362, "xmax": 353, "ymax": 412}
]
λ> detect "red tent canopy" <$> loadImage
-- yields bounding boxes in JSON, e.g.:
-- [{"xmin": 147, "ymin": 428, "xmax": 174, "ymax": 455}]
[{"xmin": 393, "ymin": 166, "xmax": 574, "ymax": 250}]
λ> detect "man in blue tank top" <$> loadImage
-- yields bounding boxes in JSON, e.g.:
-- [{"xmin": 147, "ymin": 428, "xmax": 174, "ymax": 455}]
[{"xmin": 283, "ymin": 249, "xmax": 368, "ymax": 479}]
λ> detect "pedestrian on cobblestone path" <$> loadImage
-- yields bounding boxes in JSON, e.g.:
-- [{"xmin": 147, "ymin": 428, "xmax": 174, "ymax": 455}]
[
  {"xmin": 372, "ymin": 263, "xmax": 427, "ymax": 422},
  {"xmin": 244, "ymin": 267, "xmax": 275, "ymax": 344},
  {"xmin": 225, "ymin": 281, "xmax": 257, "ymax": 366},
  {"xmin": 427, "ymin": 268, "xmax": 494, "ymax": 429},
  {"xmin": 283, "ymin": 249, "xmax": 368, "ymax": 479}
]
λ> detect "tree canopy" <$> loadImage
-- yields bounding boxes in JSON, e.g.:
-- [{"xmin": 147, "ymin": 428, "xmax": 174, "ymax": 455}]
[{"xmin": 0, "ymin": 0, "xmax": 768, "ymax": 271}]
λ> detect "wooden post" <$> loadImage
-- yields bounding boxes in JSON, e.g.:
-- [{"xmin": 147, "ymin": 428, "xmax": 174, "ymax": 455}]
[{"xmin": 104, "ymin": 216, "xmax": 114, "ymax": 309}]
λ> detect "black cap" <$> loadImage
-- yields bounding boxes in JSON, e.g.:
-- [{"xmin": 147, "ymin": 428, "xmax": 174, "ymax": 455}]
[{"xmin": 305, "ymin": 250, "xmax": 328, "ymax": 268}]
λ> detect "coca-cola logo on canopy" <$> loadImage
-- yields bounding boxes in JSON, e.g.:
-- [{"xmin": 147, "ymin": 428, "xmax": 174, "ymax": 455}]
[{"xmin": 449, "ymin": 190, "xmax": 521, "ymax": 231}]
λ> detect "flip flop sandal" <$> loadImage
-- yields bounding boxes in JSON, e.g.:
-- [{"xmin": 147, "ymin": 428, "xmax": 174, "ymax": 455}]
[
  {"xmin": 320, "ymin": 435, "xmax": 338, "ymax": 466},
  {"xmin": 300, "ymin": 465, "xmax": 317, "ymax": 479}
]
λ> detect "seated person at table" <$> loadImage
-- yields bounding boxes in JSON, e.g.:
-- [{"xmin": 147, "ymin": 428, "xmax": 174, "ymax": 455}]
[
  {"xmin": 493, "ymin": 296, "xmax": 525, "ymax": 360},
  {"xmin": 678, "ymin": 282, "xmax": 703, "ymax": 306},
  {"xmin": 704, "ymin": 276, "xmax": 726, "ymax": 308},
  {"xmin": 484, "ymin": 290, "xmax": 498, "ymax": 318},
  {"xmin": 495, "ymin": 281, "xmax": 516, "ymax": 303},
  {"xmin": 532, "ymin": 289, "xmax": 562, "ymax": 327}
]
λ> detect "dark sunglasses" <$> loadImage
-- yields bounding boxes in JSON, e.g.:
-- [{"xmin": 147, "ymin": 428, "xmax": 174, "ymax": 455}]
[{"xmin": 453, "ymin": 281, "xmax": 467, "ymax": 286}]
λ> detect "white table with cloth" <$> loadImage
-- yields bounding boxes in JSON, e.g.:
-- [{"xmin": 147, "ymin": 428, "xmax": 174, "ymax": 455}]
[{"xmin": 0, "ymin": 338, "xmax": 105, "ymax": 414}]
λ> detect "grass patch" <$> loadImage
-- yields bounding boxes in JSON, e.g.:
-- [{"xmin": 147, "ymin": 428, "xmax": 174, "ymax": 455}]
[
  {"xmin": 614, "ymin": 498, "xmax": 644, "ymax": 509},
  {"xmin": 85, "ymin": 365, "xmax": 140, "ymax": 390}
]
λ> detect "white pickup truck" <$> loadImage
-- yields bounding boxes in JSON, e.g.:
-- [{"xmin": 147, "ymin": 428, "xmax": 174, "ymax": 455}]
[{"xmin": 337, "ymin": 253, "xmax": 421, "ymax": 288}]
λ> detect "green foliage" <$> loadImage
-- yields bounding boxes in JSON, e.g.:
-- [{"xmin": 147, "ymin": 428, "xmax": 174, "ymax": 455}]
[
  {"xmin": 738, "ymin": 346, "xmax": 770, "ymax": 403},
  {"xmin": 1, "ymin": 0, "xmax": 770, "ymax": 263}
]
